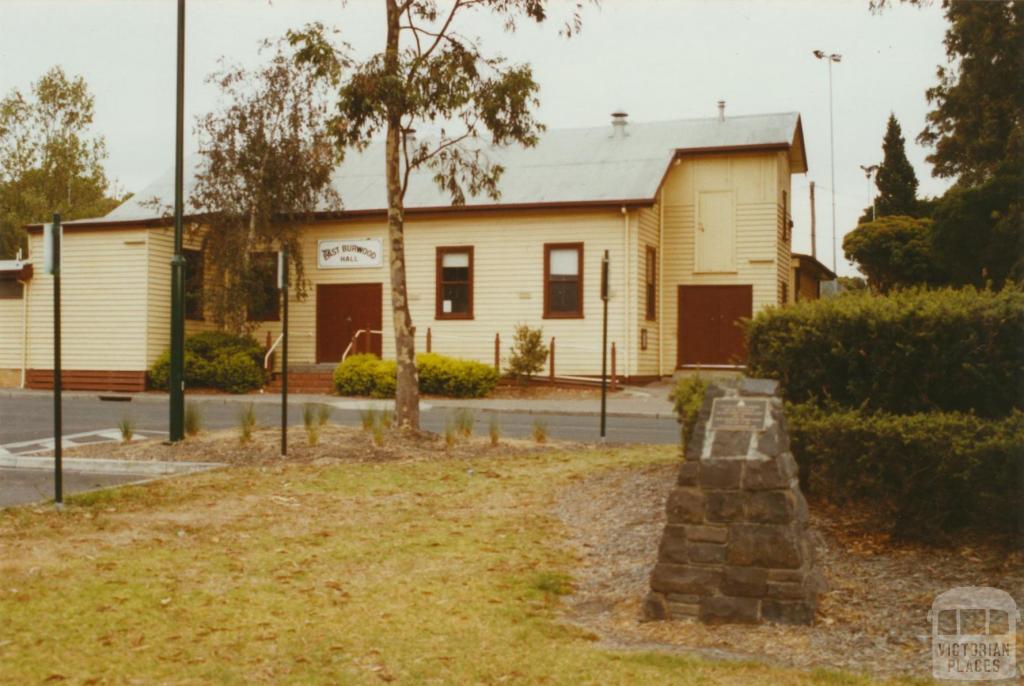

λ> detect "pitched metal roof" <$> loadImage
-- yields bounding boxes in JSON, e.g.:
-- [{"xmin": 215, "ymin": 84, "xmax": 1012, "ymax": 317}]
[{"xmin": 75, "ymin": 111, "xmax": 806, "ymax": 226}]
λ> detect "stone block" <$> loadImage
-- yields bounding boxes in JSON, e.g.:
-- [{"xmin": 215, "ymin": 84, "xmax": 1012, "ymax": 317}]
[
  {"xmin": 699, "ymin": 595, "xmax": 760, "ymax": 624},
  {"xmin": 687, "ymin": 542, "xmax": 727, "ymax": 564},
  {"xmin": 762, "ymin": 599, "xmax": 816, "ymax": 625},
  {"xmin": 727, "ymin": 524, "xmax": 803, "ymax": 569},
  {"xmin": 706, "ymin": 492, "xmax": 745, "ymax": 523},
  {"xmin": 698, "ymin": 460, "xmax": 743, "ymax": 490},
  {"xmin": 746, "ymin": 491, "xmax": 796, "ymax": 524},
  {"xmin": 684, "ymin": 524, "xmax": 728, "ymax": 544},
  {"xmin": 666, "ymin": 488, "xmax": 706, "ymax": 524},
  {"xmin": 722, "ymin": 566, "xmax": 768, "ymax": 597},
  {"xmin": 768, "ymin": 568, "xmax": 805, "ymax": 583},
  {"xmin": 739, "ymin": 378, "xmax": 779, "ymax": 397},
  {"xmin": 666, "ymin": 601, "xmax": 701, "ymax": 619},
  {"xmin": 766, "ymin": 580, "xmax": 809, "ymax": 600},
  {"xmin": 742, "ymin": 458, "xmax": 788, "ymax": 490},
  {"xmin": 778, "ymin": 451, "xmax": 799, "ymax": 482},
  {"xmin": 792, "ymin": 489, "xmax": 809, "ymax": 524},
  {"xmin": 756, "ymin": 423, "xmax": 789, "ymax": 457},
  {"xmin": 658, "ymin": 527, "xmax": 690, "ymax": 564},
  {"xmin": 642, "ymin": 593, "xmax": 667, "ymax": 620},
  {"xmin": 666, "ymin": 593, "xmax": 701, "ymax": 604},
  {"xmin": 676, "ymin": 461, "xmax": 699, "ymax": 486},
  {"xmin": 711, "ymin": 430, "xmax": 751, "ymax": 458},
  {"xmin": 650, "ymin": 563, "xmax": 721, "ymax": 596}
]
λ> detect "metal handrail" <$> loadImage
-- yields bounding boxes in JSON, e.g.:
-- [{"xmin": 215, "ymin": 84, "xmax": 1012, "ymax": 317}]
[
  {"xmin": 341, "ymin": 329, "xmax": 383, "ymax": 362},
  {"xmin": 264, "ymin": 333, "xmax": 284, "ymax": 370}
]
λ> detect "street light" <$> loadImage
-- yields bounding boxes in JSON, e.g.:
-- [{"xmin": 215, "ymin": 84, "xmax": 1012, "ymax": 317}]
[
  {"xmin": 169, "ymin": 0, "xmax": 186, "ymax": 442},
  {"xmin": 860, "ymin": 164, "xmax": 879, "ymax": 222},
  {"xmin": 813, "ymin": 49, "xmax": 841, "ymax": 273}
]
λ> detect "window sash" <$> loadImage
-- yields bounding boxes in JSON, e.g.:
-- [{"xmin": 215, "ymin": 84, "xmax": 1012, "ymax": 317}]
[
  {"xmin": 544, "ymin": 243, "xmax": 583, "ymax": 318},
  {"xmin": 645, "ymin": 246, "xmax": 657, "ymax": 321},
  {"xmin": 184, "ymin": 249, "xmax": 204, "ymax": 321},
  {"xmin": 436, "ymin": 247, "xmax": 473, "ymax": 319}
]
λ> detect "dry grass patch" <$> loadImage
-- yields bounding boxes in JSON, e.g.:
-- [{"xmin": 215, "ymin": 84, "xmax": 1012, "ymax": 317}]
[{"xmin": 1, "ymin": 447, "xmax": 914, "ymax": 685}]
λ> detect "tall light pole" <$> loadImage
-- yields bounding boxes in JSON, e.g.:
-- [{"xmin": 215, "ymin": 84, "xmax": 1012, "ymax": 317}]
[
  {"xmin": 813, "ymin": 49, "xmax": 841, "ymax": 273},
  {"xmin": 860, "ymin": 163, "xmax": 879, "ymax": 222},
  {"xmin": 169, "ymin": 0, "xmax": 186, "ymax": 442}
]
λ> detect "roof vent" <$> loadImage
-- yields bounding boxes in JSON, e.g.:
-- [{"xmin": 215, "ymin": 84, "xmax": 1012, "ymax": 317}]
[
  {"xmin": 611, "ymin": 110, "xmax": 628, "ymax": 138},
  {"xmin": 717, "ymin": 100, "xmax": 726, "ymax": 122}
]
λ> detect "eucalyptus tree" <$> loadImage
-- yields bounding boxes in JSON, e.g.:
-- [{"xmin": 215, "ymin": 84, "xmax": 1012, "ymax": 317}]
[
  {"xmin": 0, "ymin": 67, "xmax": 120, "ymax": 258},
  {"xmin": 288, "ymin": 1, "xmax": 584, "ymax": 430}
]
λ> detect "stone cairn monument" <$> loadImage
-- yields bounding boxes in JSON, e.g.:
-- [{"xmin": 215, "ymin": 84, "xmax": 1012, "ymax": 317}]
[{"xmin": 644, "ymin": 378, "xmax": 824, "ymax": 625}]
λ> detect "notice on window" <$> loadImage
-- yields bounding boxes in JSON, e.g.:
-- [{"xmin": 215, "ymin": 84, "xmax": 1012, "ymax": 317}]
[{"xmin": 317, "ymin": 238, "xmax": 383, "ymax": 269}]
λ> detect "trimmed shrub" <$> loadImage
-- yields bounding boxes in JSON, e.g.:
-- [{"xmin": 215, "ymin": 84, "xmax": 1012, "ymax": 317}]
[
  {"xmin": 333, "ymin": 354, "xmax": 396, "ymax": 398},
  {"xmin": 507, "ymin": 324, "xmax": 548, "ymax": 381},
  {"xmin": 746, "ymin": 286, "xmax": 1024, "ymax": 417},
  {"xmin": 417, "ymin": 352, "xmax": 499, "ymax": 398},
  {"xmin": 789, "ymin": 403, "xmax": 1024, "ymax": 541},
  {"xmin": 150, "ymin": 331, "xmax": 265, "ymax": 392},
  {"xmin": 669, "ymin": 375, "xmax": 708, "ymax": 450},
  {"xmin": 212, "ymin": 351, "xmax": 265, "ymax": 394}
]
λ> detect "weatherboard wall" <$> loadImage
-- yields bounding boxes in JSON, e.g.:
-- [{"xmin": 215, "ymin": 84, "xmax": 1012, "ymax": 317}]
[
  {"xmin": 24, "ymin": 228, "xmax": 150, "ymax": 373},
  {"xmin": 659, "ymin": 151, "xmax": 788, "ymax": 368},
  {"xmin": 246, "ymin": 208, "xmax": 630, "ymax": 377}
]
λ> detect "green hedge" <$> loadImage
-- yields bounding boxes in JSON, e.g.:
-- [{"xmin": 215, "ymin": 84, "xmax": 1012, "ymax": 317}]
[
  {"xmin": 333, "ymin": 352, "xmax": 499, "ymax": 398},
  {"xmin": 150, "ymin": 331, "xmax": 266, "ymax": 393},
  {"xmin": 333, "ymin": 354, "xmax": 397, "ymax": 398},
  {"xmin": 417, "ymin": 353, "xmax": 499, "ymax": 398},
  {"xmin": 789, "ymin": 403, "xmax": 1024, "ymax": 541},
  {"xmin": 746, "ymin": 286, "xmax": 1024, "ymax": 417}
]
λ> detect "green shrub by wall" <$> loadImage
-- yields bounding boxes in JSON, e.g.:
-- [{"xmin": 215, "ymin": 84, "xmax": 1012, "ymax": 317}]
[
  {"xmin": 334, "ymin": 353, "xmax": 499, "ymax": 398},
  {"xmin": 668, "ymin": 375, "xmax": 708, "ymax": 452},
  {"xmin": 788, "ymin": 403, "xmax": 1024, "ymax": 541},
  {"xmin": 212, "ymin": 352, "xmax": 266, "ymax": 394},
  {"xmin": 417, "ymin": 353, "xmax": 499, "ymax": 398},
  {"xmin": 150, "ymin": 331, "xmax": 266, "ymax": 393},
  {"xmin": 746, "ymin": 286, "xmax": 1024, "ymax": 417}
]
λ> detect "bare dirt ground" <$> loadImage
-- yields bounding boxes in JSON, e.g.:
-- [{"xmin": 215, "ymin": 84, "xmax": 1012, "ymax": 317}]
[
  {"xmin": 51, "ymin": 423, "xmax": 562, "ymax": 465},
  {"xmin": 554, "ymin": 462, "xmax": 1024, "ymax": 680}
]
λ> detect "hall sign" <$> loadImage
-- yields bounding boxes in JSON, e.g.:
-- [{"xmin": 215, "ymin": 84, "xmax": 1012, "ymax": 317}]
[{"xmin": 317, "ymin": 238, "xmax": 383, "ymax": 269}]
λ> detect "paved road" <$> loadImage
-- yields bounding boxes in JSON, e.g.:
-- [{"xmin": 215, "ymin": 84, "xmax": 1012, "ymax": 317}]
[
  {"xmin": 0, "ymin": 393, "xmax": 680, "ymax": 448},
  {"xmin": 0, "ymin": 468, "xmax": 146, "ymax": 508}
]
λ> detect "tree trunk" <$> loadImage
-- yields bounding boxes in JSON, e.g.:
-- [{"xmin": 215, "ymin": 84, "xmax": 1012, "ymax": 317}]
[{"xmin": 384, "ymin": 0, "xmax": 419, "ymax": 431}]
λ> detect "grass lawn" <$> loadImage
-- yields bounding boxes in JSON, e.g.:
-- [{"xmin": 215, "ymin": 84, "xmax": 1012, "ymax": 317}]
[{"xmin": 0, "ymin": 445, "xmax": 924, "ymax": 685}]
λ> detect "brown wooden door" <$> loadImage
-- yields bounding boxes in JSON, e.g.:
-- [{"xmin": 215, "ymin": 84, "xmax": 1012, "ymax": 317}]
[
  {"xmin": 316, "ymin": 283, "xmax": 383, "ymax": 363},
  {"xmin": 677, "ymin": 285, "xmax": 753, "ymax": 367}
]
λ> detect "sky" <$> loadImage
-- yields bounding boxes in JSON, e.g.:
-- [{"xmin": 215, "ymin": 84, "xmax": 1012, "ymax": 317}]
[{"xmin": 0, "ymin": 0, "xmax": 954, "ymax": 276}]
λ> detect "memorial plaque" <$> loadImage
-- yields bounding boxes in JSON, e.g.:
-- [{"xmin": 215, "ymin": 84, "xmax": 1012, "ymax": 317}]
[{"xmin": 710, "ymin": 398, "xmax": 767, "ymax": 431}]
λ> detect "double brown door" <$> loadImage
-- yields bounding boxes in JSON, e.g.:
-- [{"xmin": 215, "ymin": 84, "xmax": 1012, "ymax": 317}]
[
  {"xmin": 316, "ymin": 283, "xmax": 383, "ymax": 363},
  {"xmin": 677, "ymin": 285, "xmax": 752, "ymax": 367}
]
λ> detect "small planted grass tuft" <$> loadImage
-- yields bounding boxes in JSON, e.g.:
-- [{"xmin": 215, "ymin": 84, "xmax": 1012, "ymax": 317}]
[{"xmin": 530, "ymin": 570, "xmax": 574, "ymax": 598}]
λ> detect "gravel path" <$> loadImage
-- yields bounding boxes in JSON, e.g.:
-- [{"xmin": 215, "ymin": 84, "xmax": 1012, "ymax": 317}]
[{"xmin": 554, "ymin": 462, "xmax": 1023, "ymax": 680}]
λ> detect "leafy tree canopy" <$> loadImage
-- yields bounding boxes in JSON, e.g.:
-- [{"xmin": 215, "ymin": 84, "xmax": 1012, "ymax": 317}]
[
  {"xmin": 918, "ymin": 1, "xmax": 1023, "ymax": 185},
  {"xmin": 287, "ymin": 0, "xmax": 585, "ymax": 430},
  {"xmin": 843, "ymin": 215, "xmax": 946, "ymax": 293},
  {"xmin": 0, "ymin": 66, "xmax": 122, "ymax": 258},
  {"xmin": 875, "ymin": 113, "xmax": 919, "ymax": 217},
  {"xmin": 181, "ymin": 43, "xmax": 343, "ymax": 333},
  {"xmin": 930, "ymin": 165, "xmax": 1023, "ymax": 288}
]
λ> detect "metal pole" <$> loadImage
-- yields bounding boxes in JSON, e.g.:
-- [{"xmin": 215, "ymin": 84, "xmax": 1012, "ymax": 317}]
[
  {"xmin": 52, "ymin": 213, "xmax": 62, "ymax": 506},
  {"xmin": 600, "ymin": 250, "xmax": 609, "ymax": 441},
  {"xmin": 281, "ymin": 248, "xmax": 288, "ymax": 456},
  {"xmin": 809, "ymin": 181, "xmax": 817, "ymax": 259},
  {"xmin": 828, "ymin": 58, "xmax": 837, "ymax": 273},
  {"xmin": 169, "ymin": 0, "xmax": 186, "ymax": 442}
]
